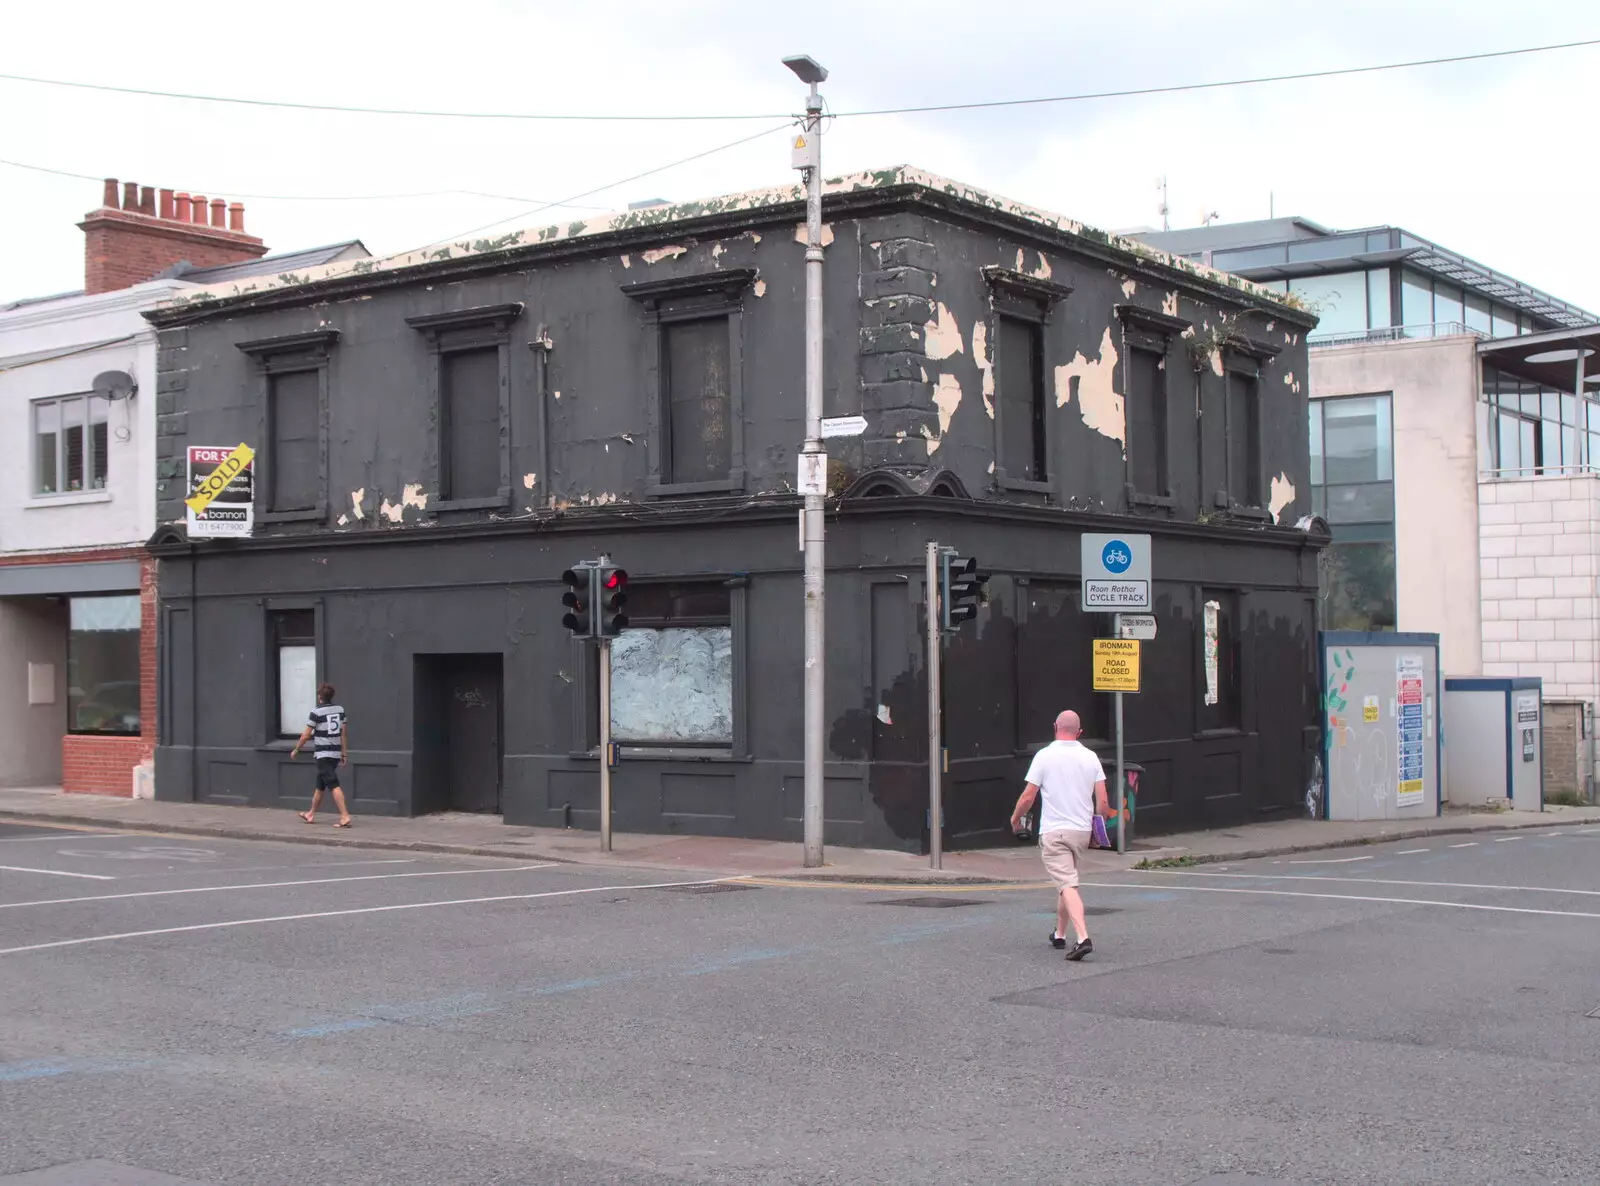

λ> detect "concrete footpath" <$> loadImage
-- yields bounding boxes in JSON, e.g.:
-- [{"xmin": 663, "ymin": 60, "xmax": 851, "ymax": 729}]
[{"xmin": 1, "ymin": 786, "xmax": 1597, "ymax": 883}]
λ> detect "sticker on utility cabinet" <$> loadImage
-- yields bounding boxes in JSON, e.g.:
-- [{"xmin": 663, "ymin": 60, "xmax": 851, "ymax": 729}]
[{"xmin": 1396, "ymin": 654, "xmax": 1425, "ymax": 807}]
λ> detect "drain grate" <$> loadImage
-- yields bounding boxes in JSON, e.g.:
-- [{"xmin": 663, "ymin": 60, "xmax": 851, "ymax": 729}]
[
  {"xmin": 656, "ymin": 882, "xmax": 753, "ymax": 894},
  {"xmin": 869, "ymin": 896, "xmax": 989, "ymax": 908}
]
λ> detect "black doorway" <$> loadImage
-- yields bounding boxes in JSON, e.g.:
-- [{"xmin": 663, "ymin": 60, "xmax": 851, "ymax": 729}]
[{"xmin": 413, "ymin": 653, "xmax": 503, "ymax": 814}]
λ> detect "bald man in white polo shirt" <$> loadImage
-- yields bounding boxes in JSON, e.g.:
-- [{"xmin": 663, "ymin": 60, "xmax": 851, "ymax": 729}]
[{"xmin": 1009, "ymin": 709, "xmax": 1112, "ymax": 961}]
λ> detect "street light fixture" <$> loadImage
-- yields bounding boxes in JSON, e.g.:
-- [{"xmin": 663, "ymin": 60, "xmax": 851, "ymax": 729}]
[{"xmin": 785, "ymin": 53, "xmax": 827, "ymax": 868}]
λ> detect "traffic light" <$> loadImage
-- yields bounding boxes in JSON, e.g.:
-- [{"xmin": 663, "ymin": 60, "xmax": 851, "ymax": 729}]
[
  {"xmin": 561, "ymin": 567, "xmax": 594, "ymax": 638},
  {"xmin": 599, "ymin": 566, "xmax": 629, "ymax": 636},
  {"xmin": 940, "ymin": 552, "xmax": 989, "ymax": 632}
]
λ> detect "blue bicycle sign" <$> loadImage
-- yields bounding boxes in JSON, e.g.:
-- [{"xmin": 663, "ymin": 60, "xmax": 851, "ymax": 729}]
[{"xmin": 1101, "ymin": 540, "xmax": 1133, "ymax": 574}]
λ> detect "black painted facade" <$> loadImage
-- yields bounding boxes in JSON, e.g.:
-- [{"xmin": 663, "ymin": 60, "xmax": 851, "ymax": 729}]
[{"xmin": 146, "ymin": 170, "xmax": 1324, "ymax": 849}]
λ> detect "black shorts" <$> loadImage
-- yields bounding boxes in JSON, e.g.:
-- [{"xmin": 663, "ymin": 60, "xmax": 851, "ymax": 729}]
[{"xmin": 314, "ymin": 757, "xmax": 342, "ymax": 790}]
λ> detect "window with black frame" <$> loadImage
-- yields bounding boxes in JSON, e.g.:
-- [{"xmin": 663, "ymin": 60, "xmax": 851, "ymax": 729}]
[
  {"xmin": 1310, "ymin": 394, "xmax": 1396, "ymax": 631},
  {"xmin": 1481, "ymin": 365, "xmax": 1598, "ymax": 477},
  {"xmin": 67, "ymin": 594, "xmax": 140, "ymax": 735},
  {"xmin": 34, "ymin": 394, "xmax": 111, "ymax": 495},
  {"xmin": 270, "ymin": 608, "xmax": 317, "ymax": 737},
  {"xmin": 608, "ymin": 582, "xmax": 733, "ymax": 747}
]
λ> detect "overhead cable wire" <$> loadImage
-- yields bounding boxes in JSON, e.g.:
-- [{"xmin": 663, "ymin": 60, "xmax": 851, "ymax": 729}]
[
  {"xmin": 0, "ymin": 37, "xmax": 1595, "ymax": 123},
  {"xmin": 0, "ymin": 156, "xmax": 612, "ymax": 209}
]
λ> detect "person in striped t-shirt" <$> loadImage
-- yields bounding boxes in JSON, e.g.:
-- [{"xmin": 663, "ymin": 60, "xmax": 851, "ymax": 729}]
[{"xmin": 290, "ymin": 683, "xmax": 351, "ymax": 827}]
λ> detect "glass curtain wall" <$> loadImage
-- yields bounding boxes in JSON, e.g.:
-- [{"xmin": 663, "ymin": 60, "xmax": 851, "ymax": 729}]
[
  {"xmin": 1310, "ymin": 395, "xmax": 1397, "ymax": 630},
  {"xmin": 1481, "ymin": 365, "xmax": 1600, "ymax": 476}
]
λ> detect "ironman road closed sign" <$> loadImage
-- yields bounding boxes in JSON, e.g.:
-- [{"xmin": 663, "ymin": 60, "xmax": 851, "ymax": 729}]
[
  {"xmin": 1081, "ymin": 533, "xmax": 1151, "ymax": 611},
  {"xmin": 1093, "ymin": 639, "xmax": 1141, "ymax": 693}
]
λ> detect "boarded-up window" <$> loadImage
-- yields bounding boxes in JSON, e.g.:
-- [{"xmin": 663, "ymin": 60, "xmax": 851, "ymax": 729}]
[
  {"xmin": 443, "ymin": 347, "xmax": 501, "ymax": 500},
  {"xmin": 998, "ymin": 315, "xmax": 1045, "ymax": 480},
  {"xmin": 663, "ymin": 318, "xmax": 732, "ymax": 484},
  {"xmin": 609, "ymin": 582, "xmax": 732, "ymax": 746},
  {"xmin": 1128, "ymin": 347, "xmax": 1167, "ymax": 495},
  {"xmin": 1227, "ymin": 371, "xmax": 1261, "ymax": 506},
  {"xmin": 269, "ymin": 370, "xmax": 319, "ymax": 511}
]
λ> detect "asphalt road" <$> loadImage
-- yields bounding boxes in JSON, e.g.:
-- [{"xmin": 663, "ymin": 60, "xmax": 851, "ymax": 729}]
[{"xmin": 3, "ymin": 818, "xmax": 1599, "ymax": 1185}]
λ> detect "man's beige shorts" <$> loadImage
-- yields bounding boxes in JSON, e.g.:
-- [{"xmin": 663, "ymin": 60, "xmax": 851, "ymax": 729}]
[{"xmin": 1040, "ymin": 828, "xmax": 1091, "ymax": 889}]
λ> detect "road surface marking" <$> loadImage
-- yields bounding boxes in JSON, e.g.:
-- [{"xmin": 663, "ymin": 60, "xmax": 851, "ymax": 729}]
[
  {"xmin": 0, "ymin": 863, "xmax": 559, "ymax": 910},
  {"xmin": 0, "ymin": 865, "xmax": 114, "ymax": 881},
  {"xmin": 1094, "ymin": 880, "xmax": 1600, "ymax": 920},
  {"xmin": 1494, "ymin": 837, "xmax": 1523, "ymax": 843},
  {"xmin": 737, "ymin": 876, "xmax": 1051, "ymax": 892},
  {"xmin": 0, "ymin": 876, "xmax": 727, "ymax": 956},
  {"xmin": 1448, "ymin": 842, "xmax": 1478, "ymax": 848},
  {"xmin": 1288, "ymin": 855, "xmax": 1374, "ymax": 864},
  {"xmin": 1397, "ymin": 848, "xmax": 1429, "ymax": 855},
  {"xmin": 1132, "ymin": 870, "xmax": 1600, "ymax": 897}
]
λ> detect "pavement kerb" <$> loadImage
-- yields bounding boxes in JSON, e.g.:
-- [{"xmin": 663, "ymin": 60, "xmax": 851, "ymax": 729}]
[
  {"xmin": 1132, "ymin": 813, "xmax": 1592, "ymax": 868},
  {"xmin": 0, "ymin": 805, "xmax": 1591, "ymax": 884}
]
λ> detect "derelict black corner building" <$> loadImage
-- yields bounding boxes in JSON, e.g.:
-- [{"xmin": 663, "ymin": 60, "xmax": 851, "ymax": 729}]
[{"xmin": 144, "ymin": 165, "xmax": 1325, "ymax": 850}]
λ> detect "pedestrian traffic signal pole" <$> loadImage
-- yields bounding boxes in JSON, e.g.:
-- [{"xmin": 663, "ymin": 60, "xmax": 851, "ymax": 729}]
[
  {"xmin": 562, "ymin": 556, "xmax": 626, "ymax": 852},
  {"xmin": 925, "ymin": 540, "xmax": 943, "ymax": 870},
  {"xmin": 599, "ymin": 634, "xmax": 613, "ymax": 853}
]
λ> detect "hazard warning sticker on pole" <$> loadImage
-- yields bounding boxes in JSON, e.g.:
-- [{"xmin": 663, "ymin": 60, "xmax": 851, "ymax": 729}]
[{"xmin": 186, "ymin": 443, "xmax": 255, "ymax": 538}]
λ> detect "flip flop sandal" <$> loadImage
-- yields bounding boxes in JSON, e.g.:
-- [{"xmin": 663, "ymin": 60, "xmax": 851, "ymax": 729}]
[
  {"xmin": 299, "ymin": 812, "xmax": 315, "ymax": 823},
  {"xmin": 335, "ymin": 819, "xmax": 352, "ymax": 828}
]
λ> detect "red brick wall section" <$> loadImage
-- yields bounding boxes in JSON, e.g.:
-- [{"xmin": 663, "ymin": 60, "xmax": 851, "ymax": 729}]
[
  {"xmin": 62, "ymin": 735, "xmax": 146, "ymax": 797},
  {"xmin": 79, "ymin": 187, "xmax": 267, "ymax": 294}
]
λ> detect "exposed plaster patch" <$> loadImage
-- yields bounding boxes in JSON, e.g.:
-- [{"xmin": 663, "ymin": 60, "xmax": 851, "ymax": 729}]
[
  {"xmin": 553, "ymin": 390, "xmax": 562, "ymax": 400},
  {"xmin": 337, "ymin": 514, "xmax": 348, "ymax": 526},
  {"xmin": 711, "ymin": 243, "xmax": 725, "ymax": 263},
  {"xmin": 753, "ymin": 279, "xmax": 767, "ymax": 298},
  {"xmin": 379, "ymin": 498, "xmax": 403, "ymax": 523},
  {"xmin": 1283, "ymin": 371, "xmax": 1302, "ymax": 395},
  {"xmin": 876, "ymin": 704, "xmax": 893, "ymax": 725},
  {"xmin": 620, "ymin": 254, "xmax": 631, "ymax": 269},
  {"xmin": 1016, "ymin": 249, "xmax": 1026, "ymax": 272},
  {"xmin": 744, "ymin": 231, "xmax": 761, "ymax": 244},
  {"xmin": 1031, "ymin": 253, "xmax": 1052, "ymax": 280},
  {"xmin": 1121, "ymin": 279, "xmax": 1137, "ymax": 299},
  {"xmin": 1053, "ymin": 326, "xmax": 1124, "ymax": 450},
  {"xmin": 1209, "ymin": 350, "xmax": 1225, "ymax": 378},
  {"xmin": 1181, "ymin": 326, "xmax": 1196, "ymax": 339},
  {"xmin": 402, "ymin": 483, "xmax": 428, "ymax": 512},
  {"xmin": 522, "ymin": 473, "xmax": 538, "ymax": 490},
  {"xmin": 1269, "ymin": 473, "xmax": 1297, "ymax": 524},
  {"xmin": 971, "ymin": 320, "xmax": 994, "ymax": 418},
  {"xmin": 895, "ymin": 429, "xmax": 907, "ymax": 442},
  {"xmin": 1265, "ymin": 320, "xmax": 1276, "ymax": 332},
  {"xmin": 987, "ymin": 461, "xmax": 995, "ymax": 474},
  {"xmin": 920, "ymin": 422, "xmax": 938, "ymax": 454},
  {"xmin": 924, "ymin": 302, "xmax": 964, "ymax": 361},
  {"xmin": 933, "ymin": 373, "xmax": 963, "ymax": 439},
  {"xmin": 350, "ymin": 488, "xmax": 366, "ymax": 520},
  {"xmin": 793, "ymin": 223, "xmax": 835, "ymax": 246},
  {"xmin": 640, "ymin": 245, "xmax": 688, "ymax": 265},
  {"xmin": 1163, "ymin": 291, "xmax": 1179, "ymax": 318}
]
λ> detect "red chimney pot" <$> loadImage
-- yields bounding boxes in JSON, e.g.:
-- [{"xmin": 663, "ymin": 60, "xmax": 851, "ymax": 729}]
[
  {"xmin": 122, "ymin": 181, "xmax": 139, "ymax": 210},
  {"xmin": 175, "ymin": 193, "xmax": 192, "ymax": 221},
  {"xmin": 228, "ymin": 202, "xmax": 245, "ymax": 232},
  {"xmin": 191, "ymin": 196, "xmax": 208, "ymax": 226},
  {"xmin": 159, "ymin": 189, "xmax": 175, "ymax": 220},
  {"xmin": 139, "ymin": 187, "xmax": 156, "ymax": 216},
  {"xmin": 209, "ymin": 198, "xmax": 225, "ymax": 226},
  {"xmin": 102, "ymin": 178, "xmax": 120, "ymax": 209}
]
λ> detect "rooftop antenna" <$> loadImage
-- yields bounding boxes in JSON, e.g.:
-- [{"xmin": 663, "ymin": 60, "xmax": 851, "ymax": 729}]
[
  {"xmin": 1200, "ymin": 209, "xmax": 1220, "ymax": 227},
  {"xmin": 1157, "ymin": 176, "xmax": 1169, "ymax": 233}
]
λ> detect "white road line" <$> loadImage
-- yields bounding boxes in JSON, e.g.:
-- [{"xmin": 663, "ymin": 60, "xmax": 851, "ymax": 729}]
[
  {"xmin": 1448, "ymin": 842, "xmax": 1478, "ymax": 848},
  {"xmin": 1493, "ymin": 837, "xmax": 1523, "ymax": 843},
  {"xmin": 0, "ymin": 865, "xmax": 114, "ymax": 881},
  {"xmin": 1094, "ymin": 880, "xmax": 1600, "ymax": 920},
  {"xmin": 1136, "ymin": 870, "xmax": 1600, "ymax": 897},
  {"xmin": 1397, "ymin": 848, "xmax": 1430, "ymax": 855},
  {"xmin": 0, "ymin": 863, "xmax": 558, "ymax": 910},
  {"xmin": 1287, "ymin": 855, "xmax": 1374, "ymax": 865},
  {"xmin": 0, "ymin": 876, "xmax": 724, "ymax": 955}
]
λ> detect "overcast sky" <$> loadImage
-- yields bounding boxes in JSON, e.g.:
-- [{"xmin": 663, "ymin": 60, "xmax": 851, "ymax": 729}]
[{"xmin": 4, "ymin": 0, "xmax": 1597, "ymax": 310}]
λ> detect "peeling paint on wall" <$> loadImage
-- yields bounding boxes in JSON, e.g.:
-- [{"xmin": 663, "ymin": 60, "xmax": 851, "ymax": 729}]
[
  {"xmin": 793, "ymin": 223, "xmax": 835, "ymax": 247},
  {"xmin": 1209, "ymin": 349, "xmax": 1225, "ymax": 378},
  {"xmin": 1121, "ymin": 279, "xmax": 1137, "ymax": 299},
  {"xmin": 971, "ymin": 320, "xmax": 994, "ymax": 418},
  {"xmin": 753, "ymin": 279, "xmax": 767, "ymax": 298},
  {"xmin": 350, "ymin": 488, "xmax": 366, "ymax": 520},
  {"xmin": 933, "ymin": 372, "xmax": 962, "ymax": 438},
  {"xmin": 640, "ymin": 245, "xmax": 688, "ymax": 265},
  {"xmin": 924, "ymin": 302, "xmax": 964, "ymax": 361},
  {"xmin": 379, "ymin": 498, "xmax": 403, "ymax": 524},
  {"xmin": 522, "ymin": 473, "xmax": 538, "ymax": 490},
  {"xmin": 620, "ymin": 254, "xmax": 631, "ymax": 269},
  {"xmin": 402, "ymin": 484, "xmax": 428, "ymax": 512},
  {"xmin": 1015, "ymin": 248, "xmax": 1052, "ymax": 279},
  {"xmin": 1283, "ymin": 371, "xmax": 1302, "ymax": 394},
  {"xmin": 1268, "ymin": 473, "xmax": 1297, "ymax": 524},
  {"xmin": 553, "ymin": 390, "xmax": 562, "ymax": 400},
  {"xmin": 1163, "ymin": 291, "xmax": 1179, "ymax": 318},
  {"xmin": 1053, "ymin": 327, "xmax": 1124, "ymax": 448},
  {"xmin": 711, "ymin": 243, "xmax": 725, "ymax": 263},
  {"xmin": 337, "ymin": 514, "xmax": 348, "ymax": 526}
]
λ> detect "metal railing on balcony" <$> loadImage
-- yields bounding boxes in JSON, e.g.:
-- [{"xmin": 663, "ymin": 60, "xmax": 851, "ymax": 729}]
[
  {"xmin": 1479, "ymin": 464, "xmax": 1600, "ymax": 480},
  {"xmin": 1310, "ymin": 322, "xmax": 1488, "ymax": 348}
]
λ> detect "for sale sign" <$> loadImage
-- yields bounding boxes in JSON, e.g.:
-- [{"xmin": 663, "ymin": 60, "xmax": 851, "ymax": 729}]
[{"xmin": 186, "ymin": 444, "xmax": 255, "ymax": 538}]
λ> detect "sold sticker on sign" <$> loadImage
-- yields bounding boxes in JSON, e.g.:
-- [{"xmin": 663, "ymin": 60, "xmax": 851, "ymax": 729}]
[{"xmin": 184, "ymin": 442, "xmax": 255, "ymax": 513}]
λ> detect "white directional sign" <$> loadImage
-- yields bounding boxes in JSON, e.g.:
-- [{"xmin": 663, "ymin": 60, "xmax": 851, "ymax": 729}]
[
  {"xmin": 820, "ymin": 415, "xmax": 868, "ymax": 438},
  {"xmin": 1081, "ymin": 533, "xmax": 1152, "ymax": 611},
  {"xmin": 1118, "ymin": 613, "xmax": 1157, "ymax": 641}
]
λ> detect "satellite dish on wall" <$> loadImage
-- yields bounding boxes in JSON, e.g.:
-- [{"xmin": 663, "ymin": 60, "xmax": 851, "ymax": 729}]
[{"xmin": 93, "ymin": 370, "xmax": 137, "ymax": 401}]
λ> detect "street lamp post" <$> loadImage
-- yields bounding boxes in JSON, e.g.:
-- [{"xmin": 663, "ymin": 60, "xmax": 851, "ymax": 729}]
[{"xmin": 783, "ymin": 53, "xmax": 828, "ymax": 868}]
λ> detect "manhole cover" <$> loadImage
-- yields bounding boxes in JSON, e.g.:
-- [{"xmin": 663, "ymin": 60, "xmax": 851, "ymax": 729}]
[
  {"xmin": 656, "ymin": 882, "xmax": 752, "ymax": 894},
  {"xmin": 869, "ymin": 896, "xmax": 988, "ymax": 908}
]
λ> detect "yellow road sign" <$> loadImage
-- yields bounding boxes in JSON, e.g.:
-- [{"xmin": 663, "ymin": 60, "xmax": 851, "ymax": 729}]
[
  {"xmin": 184, "ymin": 442, "xmax": 255, "ymax": 513},
  {"xmin": 1093, "ymin": 638, "xmax": 1141, "ymax": 693}
]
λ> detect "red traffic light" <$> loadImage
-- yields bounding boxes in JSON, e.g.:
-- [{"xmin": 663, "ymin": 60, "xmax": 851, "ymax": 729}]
[{"xmin": 604, "ymin": 569, "xmax": 628, "ymax": 590}]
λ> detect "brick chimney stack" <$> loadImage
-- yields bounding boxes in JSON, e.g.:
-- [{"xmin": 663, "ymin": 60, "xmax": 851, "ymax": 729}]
[{"xmin": 79, "ymin": 177, "xmax": 269, "ymax": 294}]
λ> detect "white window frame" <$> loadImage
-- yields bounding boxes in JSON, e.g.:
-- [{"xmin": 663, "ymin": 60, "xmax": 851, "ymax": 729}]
[{"xmin": 33, "ymin": 393, "xmax": 111, "ymax": 496}]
